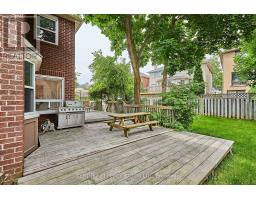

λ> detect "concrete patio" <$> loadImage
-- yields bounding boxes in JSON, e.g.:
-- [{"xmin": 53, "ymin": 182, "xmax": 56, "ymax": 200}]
[{"xmin": 18, "ymin": 119, "xmax": 233, "ymax": 185}]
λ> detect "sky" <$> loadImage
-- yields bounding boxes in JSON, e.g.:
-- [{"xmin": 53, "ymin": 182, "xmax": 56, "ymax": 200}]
[{"xmin": 75, "ymin": 23, "xmax": 154, "ymax": 85}]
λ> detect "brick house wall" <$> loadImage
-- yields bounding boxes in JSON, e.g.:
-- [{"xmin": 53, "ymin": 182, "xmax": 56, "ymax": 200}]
[
  {"xmin": 0, "ymin": 15, "xmax": 24, "ymax": 184},
  {"xmin": 141, "ymin": 76, "xmax": 149, "ymax": 90},
  {"xmin": 25, "ymin": 15, "xmax": 76, "ymax": 100}
]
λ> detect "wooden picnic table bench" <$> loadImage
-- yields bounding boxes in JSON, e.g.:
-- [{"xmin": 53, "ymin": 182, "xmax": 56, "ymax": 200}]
[{"xmin": 105, "ymin": 112, "xmax": 158, "ymax": 137}]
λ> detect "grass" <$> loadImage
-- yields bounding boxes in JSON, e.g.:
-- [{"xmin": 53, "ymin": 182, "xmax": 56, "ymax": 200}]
[{"xmin": 190, "ymin": 115, "xmax": 256, "ymax": 184}]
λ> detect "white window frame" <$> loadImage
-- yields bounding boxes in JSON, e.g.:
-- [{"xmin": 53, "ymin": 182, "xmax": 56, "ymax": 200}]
[
  {"xmin": 24, "ymin": 59, "xmax": 36, "ymax": 116},
  {"xmin": 35, "ymin": 74, "xmax": 65, "ymax": 114},
  {"xmin": 34, "ymin": 14, "xmax": 59, "ymax": 45}
]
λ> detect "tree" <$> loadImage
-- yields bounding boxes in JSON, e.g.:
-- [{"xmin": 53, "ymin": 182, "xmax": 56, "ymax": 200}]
[
  {"xmin": 88, "ymin": 50, "xmax": 133, "ymax": 102},
  {"xmin": 84, "ymin": 15, "xmax": 255, "ymax": 102},
  {"xmin": 210, "ymin": 56, "xmax": 223, "ymax": 90},
  {"xmin": 192, "ymin": 65, "xmax": 205, "ymax": 96},
  {"xmin": 234, "ymin": 29, "xmax": 256, "ymax": 91},
  {"xmin": 150, "ymin": 15, "xmax": 204, "ymax": 93},
  {"xmin": 151, "ymin": 15, "xmax": 255, "ymax": 94},
  {"xmin": 83, "ymin": 15, "xmax": 161, "ymax": 104}
]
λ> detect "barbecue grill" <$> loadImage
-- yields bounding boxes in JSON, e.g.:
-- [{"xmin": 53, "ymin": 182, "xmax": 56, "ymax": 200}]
[{"xmin": 57, "ymin": 101, "xmax": 85, "ymax": 129}]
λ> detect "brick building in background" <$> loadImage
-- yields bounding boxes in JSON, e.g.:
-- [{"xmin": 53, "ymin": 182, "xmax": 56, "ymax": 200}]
[{"xmin": 0, "ymin": 14, "xmax": 82, "ymax": 184}]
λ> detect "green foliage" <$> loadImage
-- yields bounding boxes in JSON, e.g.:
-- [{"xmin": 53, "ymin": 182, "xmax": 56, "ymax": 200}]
[
  {"xmin": 149, "ymin": 111, "xmax": 173, "ymax": 128},
  {"xmin": 210, "ymin": 56, "xmax": 223, "ymax": 90},
  {"xmin": 192, "ymin": 65, "xmax": 205, "ymax": 96},
  {"xmin": 234, "ymin": 29, "xmax": 256, "ymax": 88},
  {"xmin": 161, "ymin": 84, "xmax": 197, "ymax": 130},
  {"xmin": 249, "ymin": 86, "xmax": 256, "ymax": 93},
  {"xmin": 150, "ymin": 15, "xmax": 255, "ymax": 94},
  {"xmin": 83, "ymin": 15, "xmax": 157, "ymax": 67},
  {"xmin": 84, "ymin": 15, "xmax": 256, "ymax": 102},
  {"xmin": 150, "ymin": 15, "xmax": 204, "ymax": 77},
  {"xmin": 88, "ymin": 51, "xmax": 133, "ymax": 101},
  {"xmin": 187, "ymin": 15, "xmax": 255, "ymax": 53}
]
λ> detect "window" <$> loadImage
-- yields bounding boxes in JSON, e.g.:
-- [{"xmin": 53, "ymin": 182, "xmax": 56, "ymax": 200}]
[
  {"xmin": 24, "ymin": 61, "xmax": 35, "ymax": 113},
  {"xmin": 35, "ymin": 75, "xmax": 64, "ymax": 113},
  {"xmin": 35, "ymin": 15, "xmax": 58, "ymax": 45},
  {"xmin": 231, "ymin": 72, "xmax": 244, "ymax": 85}
]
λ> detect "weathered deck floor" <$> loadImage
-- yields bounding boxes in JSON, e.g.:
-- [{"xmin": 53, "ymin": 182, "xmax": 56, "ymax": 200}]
[
  {"xmin": 22, "ymin": 122, "xmax": 170, "ymax": 176},
  {"xmin": 85, "ymin": 111, "xmax": 112, "ymax": 123},
  {"xmin": 19, "ymin": 122, "xmax": 233, "ymax": 185}
]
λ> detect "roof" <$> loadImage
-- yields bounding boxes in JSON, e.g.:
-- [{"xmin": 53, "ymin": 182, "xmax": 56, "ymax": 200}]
[
  {"xmin": 56, "ymin": 14, "xmax": 83, "ymax": 32},
  {"xmin": 201, "ymin": 59, "xmax": 213, "ymax": 74},
  {"xmin": 140, "ymin": 72, "xmax": 150, "ymax": 78},
  {"xmin": 220, "ymin": 48, "xmax": 240, "ymax": 55},
  {"xmin": 219, "ymin": 48, "xmax": 240, "ymax": 68},
  {"xmin": 147, "ymin": 66, "xmax": 164, "ymax": 73}
]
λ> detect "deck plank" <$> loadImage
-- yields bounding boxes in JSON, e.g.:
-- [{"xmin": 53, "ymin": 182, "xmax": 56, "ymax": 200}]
[
  {"xmin": 29, "ymin": 132, "xmax": 185, "ymax": 185},
  {"xmin": 18, "ymin": 121, "xmax": 233, "ymax": 185},
  {"xmin": 23, "ymin": 124, "xmax": 170, "ymax": 175},
  {"xmin": 119, "ymin": 134, "xmax": 215, "ymax": 185},
  {"xmin": 179, "ymin": 141, "xmax": 233, "ymax": 185},
  {"xmin": 19, "ymin": 132, "xmax": 179, "ymax": 184},
  {"xmin": 158, "ymin": 140, "xmax": 226, "ymax": 185},
  {"xmin": 100, "ymin": 134, "xmax": 206, "ymax": 185}
]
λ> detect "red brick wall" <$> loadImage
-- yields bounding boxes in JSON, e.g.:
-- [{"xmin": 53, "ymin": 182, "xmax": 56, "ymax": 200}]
[
  {"xmin": 0, "ymin": 15, "xmax": 24, "ymax": 184},
  {"xmin": 25, "ymin": 15, "xmax": 76, "ymax": 100},
  {"xmin": 141, "ymin": 76, "xmax": 149, "ymax": 90}
]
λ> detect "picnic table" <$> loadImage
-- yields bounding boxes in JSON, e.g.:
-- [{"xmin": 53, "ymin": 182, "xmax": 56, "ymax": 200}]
[{"xmin": 105, "ymin": 112, "xmax": 158, "ymax": 137}]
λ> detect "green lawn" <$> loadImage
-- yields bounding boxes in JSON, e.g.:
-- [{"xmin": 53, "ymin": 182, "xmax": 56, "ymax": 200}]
[{"xmin": 190, "ymin": 115, "xmax": 256, "ymax": 184}]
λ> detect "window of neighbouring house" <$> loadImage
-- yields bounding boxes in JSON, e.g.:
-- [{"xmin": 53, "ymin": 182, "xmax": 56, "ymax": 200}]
[
  {"xmin": 35, "ymin": 15, "xmax": 58, "ymax": 45},
  {"xmin": 180, "ymin": 80, "xmax": 185, "ymax": 85},
  {"xmin": 24, "ymin": 60, "xmax": 35, "ymax": 113},
  {"xmin": 231, "ymin": 72, "xmax": 245, "ymax": 85},
  {"xmin": 35, "ymin": 75, "xmax": 64, "ymax": 113}
]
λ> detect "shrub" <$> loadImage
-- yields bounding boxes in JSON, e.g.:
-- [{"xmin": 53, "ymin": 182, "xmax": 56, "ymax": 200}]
[{"xmin": 161, "ymin": 84, "xmax": 197, "ymax": 130}]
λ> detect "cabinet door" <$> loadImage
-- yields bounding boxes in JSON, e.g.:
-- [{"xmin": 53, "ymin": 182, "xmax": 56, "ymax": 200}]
[
  {"xmin": 58, "ymin": 113, "xmax": 68, "ymax": 129},
  {"xmin": 24, "ymin": 118, "xmax": 39, "ymax": 157},
  {"xmin": 78, "ymin": 112, "xmax": 85, "ymax": 124},
  {"xmin": 67, "ymin": 113, "xmax": 78, "ymax": 126}
]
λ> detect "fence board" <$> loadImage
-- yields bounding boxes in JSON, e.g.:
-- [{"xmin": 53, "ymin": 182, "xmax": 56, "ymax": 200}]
[{"xmin": 195, "ymin": 94, "xmax": 256, "ymax": 120}]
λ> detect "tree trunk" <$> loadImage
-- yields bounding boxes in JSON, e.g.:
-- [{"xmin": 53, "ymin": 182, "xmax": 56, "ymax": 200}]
[
  {"xmin": 124, "ymin": 15, "xmax": 141, "ymax": 104},
  {"xmin": 162, "ymin": 65, "xmax": 168, "ymax": 93}
]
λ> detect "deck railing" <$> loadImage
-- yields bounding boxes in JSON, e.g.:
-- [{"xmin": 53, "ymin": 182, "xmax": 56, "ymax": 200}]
[
  {"xmin": 124, "ymin": 104, "xmax": 175, "ymax": 125},
  {"xmin": 105, "ymin": 102, "xmax": 175, "ymax": 125}
]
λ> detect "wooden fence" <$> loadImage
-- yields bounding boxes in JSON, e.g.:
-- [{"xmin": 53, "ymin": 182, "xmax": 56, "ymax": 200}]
[
  {"xmin": 124, "ymin": 104, "xmax": 175, "ymax": 124},
  {"xmin": 195, "ymin": 94, "xmax": 256, "ymax": 120},
  {"xmin": 106, "ymin": 102, "xmax": 175, "ymax": 124}
]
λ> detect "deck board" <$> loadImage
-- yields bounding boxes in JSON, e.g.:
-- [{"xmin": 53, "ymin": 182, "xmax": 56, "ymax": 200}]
[{"xmin": 18, "ymin": 122, "xmax": 233, "ymax": 185}]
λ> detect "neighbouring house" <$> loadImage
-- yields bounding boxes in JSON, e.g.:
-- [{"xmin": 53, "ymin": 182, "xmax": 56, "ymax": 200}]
[
  {"xmin": 141, "ymin": 61, "xmax": 214, "ymax": 105},
  {"xmin": 220, "ymin": 48, "xmax": 250, "ymax": 94},
  {"xmin": 0, "ymin": 14, "xmax": 82, "ymax": 183},
  {"xmin": 147, "ymin": 67, "xmax": 192, "ymax": 93},
  {"xmin": 201, "ymin": 60, "xmax": 214, "ymax": 94},
  {"xmin": 75, "ymin": 87, "xmax": 89, "ymax": 100},
  {"xmin": 140, "ymin": 72, "xmax": 150, "ymax": 92}
]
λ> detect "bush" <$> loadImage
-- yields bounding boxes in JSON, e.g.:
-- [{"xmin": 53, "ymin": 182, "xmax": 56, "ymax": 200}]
[{"xmin": 161, "ymin": 84, "xmax": 197, "ymax": 130}]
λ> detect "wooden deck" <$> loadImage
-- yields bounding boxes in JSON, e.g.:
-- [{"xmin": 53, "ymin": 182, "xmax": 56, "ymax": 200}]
[
  {"xmin": 85, "ymin": 111, "xmax": 112, "ymax": 123},
  {"xmin": 18, "ymin": 122, "xmax": 233, "ymax": 185}
]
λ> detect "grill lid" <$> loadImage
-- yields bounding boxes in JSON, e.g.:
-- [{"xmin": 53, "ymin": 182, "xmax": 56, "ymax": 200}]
[{"xmin": 65, "ymin": 101, "xmax": 84, "ymax": 108}]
